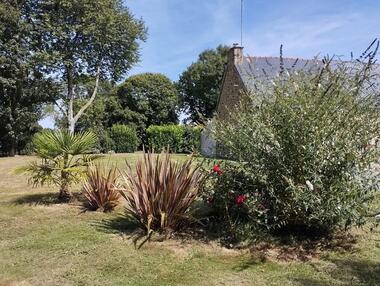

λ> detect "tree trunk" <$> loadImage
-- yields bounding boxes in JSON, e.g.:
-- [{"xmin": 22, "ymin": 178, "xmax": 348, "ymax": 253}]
[
  {"xmin": 58, "ymin": 171, "xmax": 72, "ymax": 202},
  {"xmin": 66, "ymin": 65, "xmax": 75, "ymax": 134},
  {"xmin": 58, "ymin": 184, "xmax": 72, "ymax": 202},
  {"xmin": 8, "ymin": 140, "xmax": 16, "ymax": 157},
  {"xmin": 66, "ymin": 65, "xmax": 100, "ymax": 134}
]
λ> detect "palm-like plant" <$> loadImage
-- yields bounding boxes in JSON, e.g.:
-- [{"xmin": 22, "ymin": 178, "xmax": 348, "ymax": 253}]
[
  {"xmin": 19, "ymin": 130, "xmax": 99, "ymax": 202},
  {"xmin": 83, "ymin": 163, "xmax": 121, "ymax": 212},
  {"xmin": 120, "ymin": 150, "xmax": 205, "ymax": 234}
]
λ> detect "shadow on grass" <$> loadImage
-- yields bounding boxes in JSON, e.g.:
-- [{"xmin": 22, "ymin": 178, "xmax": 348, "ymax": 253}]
[
  {"xmin": 232, "ymin": 259, "xmax": 263, "ymax": 271},
  {"xmin": 245, "ymin": 230, "xmax": 359, "ymax": 264},
  {"xmin": 12, "ymin": 192, "xmax": 59, "ymax": 205},
  {"xmin": 93, "ymin": 214, "xmax": 138, "ymax": 235},
  {"xmin": 93, "ymin": 213, "xmax": 223, "ymax": 249},
  {"xmin": 293, "ymin": 258, "xmax": 380, "ymax": 286},
  {"xmin": 12, "ymin": 191, "xmax": 85, "ymax": 206},
  {"xmin": 91, "ymin": 214, "xmax": 152, "ymax": 249}
]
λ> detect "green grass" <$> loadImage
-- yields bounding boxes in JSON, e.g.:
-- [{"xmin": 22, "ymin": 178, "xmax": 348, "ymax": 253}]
[{"xmin": 0, "ymin": 154, "xmax": 379, "ymax": 286}]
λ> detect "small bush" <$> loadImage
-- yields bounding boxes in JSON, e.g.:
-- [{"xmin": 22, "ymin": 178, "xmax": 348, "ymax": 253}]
[
  {"xmin": 119, "ymin": 150, "xmax": 205, "ymax": 234},
  {"xmin": 202, "ymin": 163, "xmax": 265, "ymax": 241},
  {"xmin": 211, "ymin": 52, "xmax": 380, "ymax": 234},
  {"xmin": 146, "ymin": 124, "xmax": 202, "ymax": 153},
  {"xmin": 109, "ymin": 125, "xmax": 139, "ymax": 153},
  {"xmin": 83, "ymin": 163, "xmax": 121, "ymax": 212},
  {"xmin": 146, "ymin": 125, "xmax": 184, "ymax": 152}
]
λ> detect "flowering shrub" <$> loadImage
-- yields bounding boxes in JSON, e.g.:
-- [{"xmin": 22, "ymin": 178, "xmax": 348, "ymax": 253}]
[
  {"xmin": 202, "ymin": 163, "xmax": 269, "ymax": 240},
  {"xmin": 211, "ymin": 49, "xmax": 380, "ymax": 234}
]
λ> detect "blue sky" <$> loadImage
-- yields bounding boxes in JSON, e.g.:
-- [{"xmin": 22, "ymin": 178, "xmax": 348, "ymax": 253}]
[
  {"xmin": 40, "ymin": 0, "xmax": 380, "ymax": 128},
  {"xmin": 126, "ymin": 0, "xmax": 380, "ymax": 81}
]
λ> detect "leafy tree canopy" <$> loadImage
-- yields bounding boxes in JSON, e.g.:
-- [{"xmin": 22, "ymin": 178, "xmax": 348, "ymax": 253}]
[
  {"xmin": 35, "ymin": 0, "xmax": 147, "ymax": 132},
  {"xmin": 177, "ymin": 45, "xmax": 229, "ymax": 123},
  {"xmin": 0, "ymin": 0, "xmax": 57, "ymax": 156},
  {"xmin": 116, "ymin": 73, "xmax": 179, "ymax": 131}
]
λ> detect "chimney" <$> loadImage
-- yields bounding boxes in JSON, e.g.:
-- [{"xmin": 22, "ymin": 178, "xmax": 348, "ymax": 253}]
[{"xmin": 228, "ymin": 43, "xmax": 243, "ymax": 65}]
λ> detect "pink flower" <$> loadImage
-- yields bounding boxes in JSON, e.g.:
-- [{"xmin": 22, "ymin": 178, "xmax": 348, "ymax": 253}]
[{"xmin": 235, "ymin": 194, "xmax": 247, "ymax": 206}]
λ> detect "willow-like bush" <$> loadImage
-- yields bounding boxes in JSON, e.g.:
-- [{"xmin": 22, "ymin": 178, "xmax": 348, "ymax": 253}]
[{"xmin": 210, "ymin": 46, "xmax": 380, "ymax": 233}]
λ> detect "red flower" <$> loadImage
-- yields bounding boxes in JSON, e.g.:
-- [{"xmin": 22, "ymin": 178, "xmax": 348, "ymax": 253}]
[
  {"xmin": 235, "ymin": 194, "xmax": 247, "ymax": 206},
  {"xmin": 212, "ymin": 164, "xmax": 223, "ymax": 175}
]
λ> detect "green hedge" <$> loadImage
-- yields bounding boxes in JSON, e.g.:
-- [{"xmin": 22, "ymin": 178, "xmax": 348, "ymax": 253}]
[
  {"xmin": 182, "ymin": 125, "xmax": 203, "ymax": 153},
  {"xmin": 109, "ymin": 125, "xmax": 139, "ymax": 153},
  {"xmin": 146, "ymin": 125, "xmax": 202, "ymax": 153}
]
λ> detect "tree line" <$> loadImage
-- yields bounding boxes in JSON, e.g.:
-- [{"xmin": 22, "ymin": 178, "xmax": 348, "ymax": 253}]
[{"xmin": 0, "ymin": 0, "xmax": 229, "ymax": 156}]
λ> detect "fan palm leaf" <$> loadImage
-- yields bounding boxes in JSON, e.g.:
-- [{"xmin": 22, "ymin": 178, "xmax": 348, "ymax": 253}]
[{"xmin": 18, "ymin": 130, "xmax": 100, "ymax": 202}]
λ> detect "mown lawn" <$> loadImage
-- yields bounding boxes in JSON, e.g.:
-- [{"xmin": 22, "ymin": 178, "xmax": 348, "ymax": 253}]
[{"xmin": 0, "ymin": 154, "xmax": 379, "ymax": 286}]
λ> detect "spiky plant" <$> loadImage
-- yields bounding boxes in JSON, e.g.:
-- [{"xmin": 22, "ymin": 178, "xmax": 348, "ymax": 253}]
[
  {"xmin": 120, "ymin": 150, "xmax": 205, "ymax": 234},
  {"xmin": 18, "ymin": 130, "xmax": 99, "ymax": 202},
  {"xmin": 83, "ymin": 163, "xmax": 120, "ymax": 212}
]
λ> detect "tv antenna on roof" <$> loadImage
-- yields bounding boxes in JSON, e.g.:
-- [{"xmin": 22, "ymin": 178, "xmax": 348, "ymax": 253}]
[{"xmin": 240, "ymin": 0, "xmax": 243, "ymax": 46}]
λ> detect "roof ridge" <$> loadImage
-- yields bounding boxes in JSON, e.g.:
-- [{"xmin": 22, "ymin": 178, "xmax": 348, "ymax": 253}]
[{"xmin": 244, "ymin": 55, "xmax": 317, "ymax": 61}]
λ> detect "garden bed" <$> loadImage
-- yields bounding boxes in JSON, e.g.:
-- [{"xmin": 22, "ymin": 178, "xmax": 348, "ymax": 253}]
[{"xmin": 0, "ymin": 154, "xmax": 379, "ymax": 286}]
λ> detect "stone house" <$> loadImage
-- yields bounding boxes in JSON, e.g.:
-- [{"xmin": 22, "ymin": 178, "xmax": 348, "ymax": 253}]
[
  {"xmin": 201, "ymin": 44, "xmax": 380, "ymax": 156},
  {"xmin": 216, "ymin": 44, "xmax": 323, "ymax": 120},
  {"xmin": 201, "ymin": 44, "xmax": 324, "ymax": 156}
]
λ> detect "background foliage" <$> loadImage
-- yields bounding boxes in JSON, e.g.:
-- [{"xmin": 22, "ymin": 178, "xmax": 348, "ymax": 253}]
[
  {"xmin": 116, "ymin": 73, "xmax": 179, "ymax": 140},
  {"xmin": 147, "ymin": 125, "xmax": 202, "ymax": 153},
  {"xmin": 109, "ymin": 124, "xmax": 139, "ymax": 153},
  {"xmin": 177, "ymin": 45, "xmax": 229, "ymax": 123},
  {"xmin": 0, "ymin": 0, "xmax": 57, "ymax": 156}
]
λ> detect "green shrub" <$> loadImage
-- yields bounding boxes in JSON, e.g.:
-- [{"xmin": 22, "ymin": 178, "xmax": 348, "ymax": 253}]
[
  {"xmin": 210, "ymin": 55, "xmax": 380, "ymax": 234},
  {"xmin": 19, "ymin": 141, "xmax": 35, "ymax": 155},
  {"xmin": 109, "ymin": 125, "xmax": 139, "ymax": 153},
  {"xmin": 202, "ymin": 163, "xmax": 263, "ymax": 241},
  {"xmin": 147, "ymin": 125, "xmax": 184, "ymax": 152},
  {"xmin": 146, "ymin": 124, "xmax": 202, "ymax": 153}
]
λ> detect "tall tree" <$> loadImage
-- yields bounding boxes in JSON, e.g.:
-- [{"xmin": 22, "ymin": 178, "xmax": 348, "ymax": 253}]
[
  {"xmin": 36, "ymin": 0, "xmax": 147, "ymax": 133},
  {"xmin": 116, "ymin": 73, "xmax": 179, "ymax": 133},
  {"xmin": 177, "ymin": 45, "xmax": 229, "ymax": 123},
  {"xmin": 0, "ymin": 0, "xmax": 57, "ymax": 156}
]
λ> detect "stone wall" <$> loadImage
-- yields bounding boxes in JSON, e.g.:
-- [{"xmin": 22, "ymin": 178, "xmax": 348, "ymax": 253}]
[
  {"xmin": 216, "ymin": 63, "xmax": 246, "ymax": 120},
  {"xmin": 203, "ymin": 46, "xmax": 247, "ymax": 157}
]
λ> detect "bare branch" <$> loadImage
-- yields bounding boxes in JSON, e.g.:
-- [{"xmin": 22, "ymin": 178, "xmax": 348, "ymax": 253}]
[
  {"xmin": 54, "ymin": 100, "xmax": 66, "ymax": 116},
  {"xmin": 72, "ymin": 66, "xmax": 101, "ymax": 126}
]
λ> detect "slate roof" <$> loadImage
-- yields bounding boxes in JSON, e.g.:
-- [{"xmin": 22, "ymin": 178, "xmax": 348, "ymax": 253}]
[
  {"xmin": 236, "ymin": 56, "xmax": 380, "ymax": 92},
  {"xmin": 236, "ymin": 56, "xmax": 324, "ymax": 91}
]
